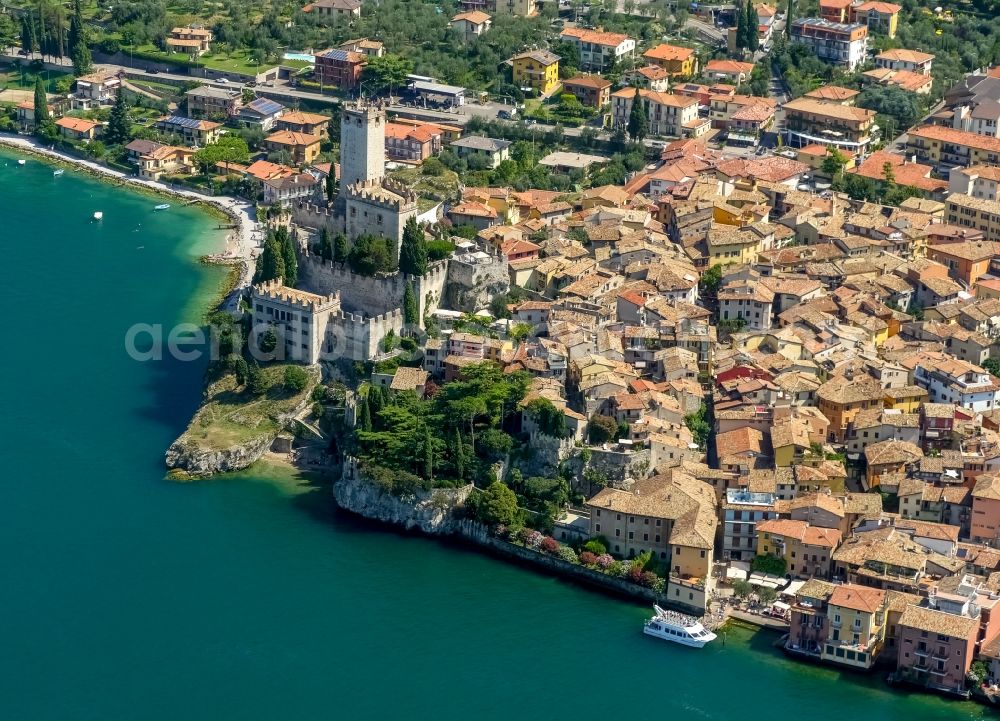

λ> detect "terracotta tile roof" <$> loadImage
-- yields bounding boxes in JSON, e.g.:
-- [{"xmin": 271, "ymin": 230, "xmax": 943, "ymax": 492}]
[
  {"xmin": 561, "ymin": 27, "xmax": 632, "ymax": 47},
  {"xmin": 877, "ymin": 49, "xmax": 934, "ymax": 64},
  {"xmin": 705, "ymin": 59, "xmax": 755, "ymax": 74},
  {"xmin": 564, "ymin": 75, "xmax": 612, "ymax": 90},
  {"xmin": 899, "ymin": 604, "xmax": 978, "ymax": 639},
  {"xmin": 266, "ymin": 130, "xmax": 320, "ymax": 147},
  {"xmin": 451, "ymin": 10, "xmax": 491, "ymax": 23},
  {"xmin": 56, "ymin": 117, "xmax": 99, "ymax": 132},
  {"xmin": 910, "ymin": 124, "xmax": 1000, "ymax": 154},
  {"xmin": 756, "ymin": 518, "xmax": 842, "ymax": 547},
  {"xmin": 643, "ymin": 43, "xmax": 695, "ymax": 62},
  {"xmin": 783, "ymin": 97, "xmax": 875, "ymax": 123},
  {"xmin": 804, "ymin": 85, "xmax": 859, "ymax": 101},
  {"xmin": 829, "ymin": 585, "xmax": 886, "ymax": 613}
]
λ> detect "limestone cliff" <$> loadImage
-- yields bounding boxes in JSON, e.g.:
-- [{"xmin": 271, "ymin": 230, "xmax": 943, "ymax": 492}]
[
  {"xmin": 165, "ymin": 432, "xmax": 275, "ymax": 476},
  {"xmin": 332, "ymin": 466, "xmax": 473, "ymax": 535}
]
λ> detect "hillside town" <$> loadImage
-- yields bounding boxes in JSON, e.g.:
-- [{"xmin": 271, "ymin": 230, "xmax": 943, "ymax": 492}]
[{"xmin": 12, "ymin": 0, "xmax": 1000, "ymax": 707}]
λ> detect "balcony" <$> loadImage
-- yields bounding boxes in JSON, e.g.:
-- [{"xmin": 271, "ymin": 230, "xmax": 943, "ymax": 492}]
[{"xmin": 914, "ymin": 647, "xmax": 929, "ymax": 658}]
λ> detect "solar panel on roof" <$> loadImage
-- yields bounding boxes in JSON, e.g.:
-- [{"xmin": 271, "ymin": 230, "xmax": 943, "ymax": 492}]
[
  {"xmin": 161, "ymin": 115, "xmax": 204, "ymax": 129},
  {"xmin": 250, "ymin": 98, "xmax": 284, "ymax": 114},
  {"xmin": 320, "ymin": 49, "xmax": 350, "ymax": 61}
]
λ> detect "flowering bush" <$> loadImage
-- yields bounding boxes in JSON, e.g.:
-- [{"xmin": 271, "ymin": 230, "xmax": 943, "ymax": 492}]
[
  {"xmin": 639, "ymin": 571, "xmax": 660, "ymax": 589},
  {"xmin": 651, "ymin": 577, "xmax": 666, "ymax": 594},
  {"xmin": 495, "ymin": 524, "xmax": 508, "ymax": 538},
  {"xmin": 541, "ymin": 536, "xmax": 560, "ymax": 554},
  {"xmin": 607, "ymin": 561, "xmax": 627, "ymax": 578},
  {"xmin": 516, "ymin": 527, "xmax": 535, "ymax": 545},
  {"xmin": 579, "ymin": 551, "xmax": 598, "ymax": 566},
  {"xmin": 595, "ymin": 553, "xmax": 614, "ymax": 569},
  {"xmin": 628, "ymin": 563, "xmax": 645, "ymax": 584},
  {"xmin": 557, "ymin": 545, "xmax": 578, "ymax": 563},
  {"xmin": 525, "ymin": 530, "xmax": 544, "ymax": 549}
]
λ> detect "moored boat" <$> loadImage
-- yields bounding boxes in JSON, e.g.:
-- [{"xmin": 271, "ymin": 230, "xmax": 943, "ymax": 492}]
[
  {"xmin": 154, "ymin": 203, "xmax": 170, "ymax": 211},
  {"xmin": 93, "ymin": 211, "xmax": 103, "ymax": 220},
  {"xmin": 17, "ymin": 159, "xmax": 25, "ymax": 165},
  {"xmin": 643, "ymin": 605, "xmax": 717, "ymax": 648},
  {"xmin": 53, "ymin": 169, "xmax": 64, "ymax": 176}
]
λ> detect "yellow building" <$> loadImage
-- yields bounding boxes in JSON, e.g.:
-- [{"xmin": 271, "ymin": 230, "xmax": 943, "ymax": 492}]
[
  {"xmin": 642, "ymin": 43, "xmax": 698, "ymax": 78},
  {"xmin": 908, "ymin": 125, "xmax": 1000, "ymax": 168},
  {"xmin": 755, "ymin": 518, "xmax": 842, "ymax": 579},
  {"xmin": 816, "ymin": 374, "xmax": 885, "ymax": 442},
  {"xmin": 706, "ymin": 222, "xmax": 774, "ymax": 266},
  {"xmin": 819, "ymin": 584, "xmax": 888, "ymax": 669},
  {"xmin": 510, "ymin": 50, "xmax": 560, "ymax": 96},
  {"xmin": 494, "ymin": 0, "xmax": 537, "ymax": 16},
  {"xmin": 851, "ymin": 1, "xmax": 900, "ymax": 39},
  {"xmin": 882, "ymin": 385, "xmax": 929, "ymax": 413}
]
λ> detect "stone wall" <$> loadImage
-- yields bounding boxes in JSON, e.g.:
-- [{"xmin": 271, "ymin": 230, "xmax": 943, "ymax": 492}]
[
  {"xmin": 298, "ymin": 251, "xmax": 448, "ymax": 323},
  {"xmin": 328, "ymin": 307, "xmax": 404, "ymax": 362},
  {"xmin": 445, "ymin": 253, "xmax": 510, "ymax": 313}
]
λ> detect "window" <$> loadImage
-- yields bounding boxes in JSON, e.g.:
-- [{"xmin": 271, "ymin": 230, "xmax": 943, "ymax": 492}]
[{"xmin": 596, "ymin": 524, "xmax": 601, "ymax": 532}]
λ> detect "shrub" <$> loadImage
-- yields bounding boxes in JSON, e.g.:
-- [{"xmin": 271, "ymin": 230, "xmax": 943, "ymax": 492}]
[
  {"xmin": 582, "ymin": 539, "xmax": 607, "ymax": 555},
  {"xmin": 283, "ymin": 365, "xmax": 309, "ymax": 393},
  {"xmin": 639, "ymin": 571, "xmax": 660, "ymax": 589},
  {"xmin": 541, "ymin": 536, "xmax": 560, "ymax": 554},
  {"xmin": 557, "ymin": 545, "xmax": 578, "ymax": 563},
  {"xmin": 651, "ymin": 577, "xmax": 666, "ymax": 594},
  {"xmin": 628, "ymin": 563, "xmax": 645, "ymax": 584},
  {"xmin": 516, "ymin": 526, "xmax": 535, "ymax": 545},
  {"xmin": 595, "ymin": 553, "xmax": 614, "ymax": 569},
  {"xmin": 606, "ymin": 561, "xmax": 627, "ymax": 578},
  {"xmin": 426, "ymin": 238, "xmax": 455, "ymax": 261},
  {"xmin": 579, "ymin": 551, "xmax": 598, "ymax": 566}
]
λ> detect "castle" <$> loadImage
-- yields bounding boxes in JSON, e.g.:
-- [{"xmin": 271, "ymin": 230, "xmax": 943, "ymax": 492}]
[{"xmin": 252, "ymin": 99, "xmax": 508, "ymax": 366}]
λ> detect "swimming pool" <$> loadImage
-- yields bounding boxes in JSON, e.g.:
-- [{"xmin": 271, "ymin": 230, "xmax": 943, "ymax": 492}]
[{"xmin": 283, "ymin": 52, "xmax": 315, "ymax": 64}]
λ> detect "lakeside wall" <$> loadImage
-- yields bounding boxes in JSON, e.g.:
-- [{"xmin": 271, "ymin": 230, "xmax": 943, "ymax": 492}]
[{"xmin": 332, "ymin": 467, "xmax": 707, "ymax": 613}]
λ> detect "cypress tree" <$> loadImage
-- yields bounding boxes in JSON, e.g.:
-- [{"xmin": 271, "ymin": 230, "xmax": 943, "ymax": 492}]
[
  {"xmin": 357, "ymin": 396, "xmax": 372, "ymax": 432},
  {"xmin": 278, "ymin": 227, "xmax": 298, "ymax": 287},
  {"xmin": 785, "ymin": 0, "xmax": 793, "ymax": 37},
  {"xmin": 33, "ymin": 77, "xmax": 49, "ymax": 124},
  {"xmin": 626, "ymin": 86, "xmax": 647, "ymax": 142},
  {"xmin": 318, "ymin": 227, "xmax": 333, "ymax": 261},
  {"xmin": 333, "ymin": 233, "xmax": 348, "ymax": 263},
  {"xmin": 255, "ymin": 232, "xmax": 286, "ymax": 284},
  {"xmin": 105, "ymin": 90, "xmax": 131, "ymax": 146},
  {"xmin": 422, "ymin": 426, "xmax": 434, "ymax": 480},
  {"xmin": 325, "ymin": 172, "xmax": 336, "ymax": 202},
  {"xmin": 745, "ymin": 0, "xmax": 759, "ymax": 53},
  {"xmin": 21, "ymin": 14, "xmax": 36, "ymax": 55},
  {"xmin": 398, "ymin": 217, "xmax": 428, "ymax": 276},
  {"xmin": 403, "ymin": 281, "xmax": 418, "ymax": 326},
  {"xmin": 368, "ymin": 385, "xmax": 384, "ymax": 418},
  {"xmin": 452, "ymin": 428, "xmax": 465, "ymax": 480},
  {"xmin": 69, "ymin": 0, "xmax": 91, "ymax": 75}
]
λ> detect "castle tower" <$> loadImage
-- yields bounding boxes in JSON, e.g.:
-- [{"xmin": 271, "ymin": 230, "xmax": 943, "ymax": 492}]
[{"xmin": 339, "ymin": 99, "xmax": 386, "ymax": 191}]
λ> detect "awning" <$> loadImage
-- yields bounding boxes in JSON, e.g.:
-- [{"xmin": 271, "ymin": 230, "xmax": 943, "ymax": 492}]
[
  {"xmin": 771, "ymin": 601, "xmax": 791, "ymax": 612},
  {"xmin": 726, "ymin": 567, "xmax": 748, "ymax": 581},
  {"xmin": 748, "ymin": 572, "xmax": 784, "ymax": 589},
  {"xmin": 781, "ymin": 579, "xmax": 805, "ymax": 597}
]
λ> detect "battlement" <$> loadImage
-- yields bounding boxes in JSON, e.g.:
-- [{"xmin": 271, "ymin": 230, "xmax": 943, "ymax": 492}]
[
  {"xmin": 252, "ymin": 279, "xmax": 341, "ymax": 311},
  {"xmin": 345, "ymin": 178, "xmax": 418, "ymax": 209},
  {"xmin": 343, "ymin": 98, "xmax": 388, "ymax": 118},
  {"xmin": 335, "ymin": 307, "xmax": 404, "ymax": 325}
]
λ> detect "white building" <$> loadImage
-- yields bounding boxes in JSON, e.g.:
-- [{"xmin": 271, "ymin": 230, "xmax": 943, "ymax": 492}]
[
  {"xmin": 718, "ymin": 280, "xmax": 775, "ymax": 331},
  {"xmin": 913, "ymin": 356, "xmax": 1000, "ymax": 412},
  {"xmin": 790, "ymin": 18, "xmax": 869, "ymax": 70},
  {"xmin": 559, "ymin": 27, "xmax": 636, "ymax": 72},
  {"xmin": 610, "ymin": 89, "xmax": 699, "ymax": 138},
  {"xmin": 722, "ymin": 489, "xmax": 778, "ymax": 561},
  {"xmin": 251, "ymin": 280, "xmax": 341, "ymax": 364},
  {"xmin": 949, "ymin": 165, "xmax": 1000, "ymax": 201}
]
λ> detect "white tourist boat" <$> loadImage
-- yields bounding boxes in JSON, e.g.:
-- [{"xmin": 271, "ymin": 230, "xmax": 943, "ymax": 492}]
[
  {"xmin": 154, "ymin": 203, "xmax": 170, "ymax": 211},
  {"xmin": 643, "ymin": 605, "xmax": 717, "ymax": 648},
  {"xmin": 53, "ymin": 169, "xmax": 64, "ymax": 176},
  {"xmin": 17, "ymin": 159, "xmax": 25, "ymax": 165},
  {"xmin": 93, "ymin": 211, "xmax": 103, "ymax": 220}
]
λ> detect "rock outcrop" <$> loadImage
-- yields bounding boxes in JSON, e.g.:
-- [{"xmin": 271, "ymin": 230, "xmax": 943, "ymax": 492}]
[
  {"xmin": 165, "ymin": 432, "xmax": 275, "ymax": 476},
  {"xmin": 333, "ymin": 462, "xmax": 473, "ymax": 535}
]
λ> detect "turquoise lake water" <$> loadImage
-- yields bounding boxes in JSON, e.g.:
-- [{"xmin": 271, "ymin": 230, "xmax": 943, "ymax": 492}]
[{"xmin": 0, "ymin": 148, "xmax": 990, "ymax": 720}]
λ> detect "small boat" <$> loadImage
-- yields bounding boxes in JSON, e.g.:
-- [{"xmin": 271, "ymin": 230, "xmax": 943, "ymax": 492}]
[
  {"xmin": 93, "ymin": 211, "xmax": 103, "ymax": 220},
  {"xmin": 643, "ymin": 605, "xmax": 717, "ymax": 648},
  {"xmin": 53, "ymin": 169, "xmax": 64, "ymax": 176},
  {"xmin": 154, "ymin": 203, "xmax": 171, "ymax": 211},
  {"xmin": 17, "ymin": 159, "xmax": 25, "ymax": 165}
]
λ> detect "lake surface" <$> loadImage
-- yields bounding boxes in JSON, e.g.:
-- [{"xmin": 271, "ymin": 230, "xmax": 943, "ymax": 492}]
[{"xmin": 0, "ymin": 148, "xmax": 989, "ymax": 720}]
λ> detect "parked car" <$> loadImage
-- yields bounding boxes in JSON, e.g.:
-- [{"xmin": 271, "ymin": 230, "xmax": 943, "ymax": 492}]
[
  {"xmin": 216, "ymin": 78, "xmax": 229, "ymax": 84},
  {"xmin": 498, "ymin": 108, "xmax": 517, "ymax": 120},
  {"xmin": 148, "ymin": 68, "xmax": 160, "ymax": 75}
]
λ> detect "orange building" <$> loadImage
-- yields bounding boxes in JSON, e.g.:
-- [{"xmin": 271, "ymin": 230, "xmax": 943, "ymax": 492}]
[
  {"xmin": 927, "ymin": 240, "xmax": 999, "ymax": 289},
  {"xmin": 972, "ymin": 474, "xmax": 1000, "ymax": 544}
]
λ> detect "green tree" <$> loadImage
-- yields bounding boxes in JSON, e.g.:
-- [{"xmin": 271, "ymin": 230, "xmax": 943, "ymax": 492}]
[
  {"xmin": 452, "ymin": 427, "xmax": 466, "ymax": 480},
  {"xmin": 283, "ymin": 365, "xmax": 309, "ymax": 393},
  {"xmin": 21, "ymin": 14, "xmax": 36, "ymax": 55},
  {"xmin": 247, "ymin": 364, "xmax": 269, "ymax": 395},
  {"xmin": 758, "ymin": 586, "xmax": 778, "ymax": 604},
  {"xmin": 527, "ymin": 397, "xmax": 566, "ymax": 438},
  {"xmin": 589, "ymin": 414, "xmax": 619, "ymax": 444},
  {"xmin": 255, "ymin": 232, "xmax": 287, "ymax": 284},
  {"xmin": 325, "ymin": 171, "xmax": 336, "ymax": 202},
  {"xmin": 361, "ymin": 54, "xmax": 414, "ymax": 95},
  {"xmin": 821, "ymin": 148, "xmax": 848, "ymax": 179},
  {"xmin": 193, "ymin": 134, "xmax": 250, "ymax": 174},
  {"xmin": 984, "ymin": 358, "xmax": 1000, "ymax": 378},
  {"xmin": 333, "ymin": 232, "xmax": 348, "ymax": 263},
  {"xmin": 626, "ymin": 87, "xmax": 647, "ymax": 142},
  {"xmin": 104, "ymin": 90, "xmax": 132, "ymax": 146},
  {"xmin": 751, "ymin": 553, "xmax": 788, "ymax": 576},
  {"xmin": 230, "ymin": 355, "xmax": 249, "ymax": 385},
  {"xmin": 700, "ymin": 263, "xmax": 723, "ymax": 294},
  {"xmin": 403, "ymin": 281, "xmax": 418, "ymax": 326},
  {"xmin": 277, "ymin": 226, "xmax": 298, "ymax": 287},
  {"xmin": 735, "ymin": 3, "xmax": 747, "ymax": 51},
  {"xmin": 882, "ymin": 161, "xmax": 896, "ymax": 186},
  {"xmin": 732, "ymin": 579, "xmax": 752, "ymax": 599},
  {"xmin": 422, "ymin": 425, "xmax": 434, "ymax": 480},
  {"xmin": 399, "ymin": 217, "xmax": 428, "ymax": 276},
  {"xmin": 685, "ymin": 404, "xmax": 711, "ymax": 449},
  {"xmin": 318, "ymin": 227, "xmax": 333, "ymax": 261},
  {"xmin": 785, "ymin": 0, "xmax": 794, "ymax": 37},
  {"xmin": 476, "ymin": 481, "xmax": 519, "ymax": 526},
  {"xmin": 33, "ymin": 76, "xmax": 49, "ymax": 125},
  {"xmin": 744, "ymin": 0, "xmax": 759, "ymax": 53},
  {"xmin": 258, "ymin": 327, "xmax": 278, "ymax": 354},
  {"xmin": 357, "ymin": 395, "xmax": 372, "ymax": 432},
  {"xmin": 68, "ymin": 0, "xmax": 91, "ymax": 75}
]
